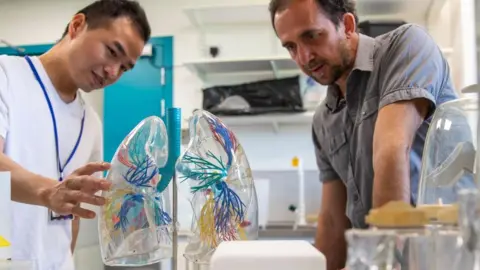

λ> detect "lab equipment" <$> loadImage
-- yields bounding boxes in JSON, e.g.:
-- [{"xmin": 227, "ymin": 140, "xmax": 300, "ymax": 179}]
[
  {"xmin": 456, "ymin": 189, "xmax": 480, "ymax": 269},
  {"xmin": 164, "ymin": 108, "xmax": 182, "ymax": 270},
  {"xmin": 292, "ymin": 156, "xmax": 307, "ymax": 229},
  {"xmin": 417, "ymin": 96, "xmax": 478, "ymax": 210},
  {"xmin": 349, "ymin": 201, "xmax": 468, "ymax": 270},
  {"xmin": 345, "ymin": 229, "xmax": 397, "ymax": 269},
  {"xmin": 98, "ymin": 116, "xmax": 173, "ymax": 266},
  {"xmin": 210, "ymin": 240, "xmax": 326, "ymax": 270},
  {"xmin": 176, "ymin": 109, "xmax": 258, "ymax": 265}
]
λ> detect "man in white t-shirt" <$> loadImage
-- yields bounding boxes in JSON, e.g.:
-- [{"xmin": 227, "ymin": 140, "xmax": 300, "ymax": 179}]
[{"xmin": 0, "ymin": 1, "xmax": 151, "ymax": 269}]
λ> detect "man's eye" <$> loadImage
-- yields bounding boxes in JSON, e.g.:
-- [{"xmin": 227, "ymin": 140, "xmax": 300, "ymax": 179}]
[
  {"xmin": 108, "ymin": 47, "xmax": 117, "ymax": 57},
  {"xmin": 308, "ymin": 32, "xmax": 319, "ymax": 39}
]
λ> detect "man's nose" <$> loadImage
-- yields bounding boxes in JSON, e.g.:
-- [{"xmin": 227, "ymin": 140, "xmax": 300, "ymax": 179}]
[
  {"xmin": 297, "ymin": 46, "xmax": 314, "ymax": 66},
  {"xmin": 104, "ymin": 63, "xmax": 122, "ymax": 80}
]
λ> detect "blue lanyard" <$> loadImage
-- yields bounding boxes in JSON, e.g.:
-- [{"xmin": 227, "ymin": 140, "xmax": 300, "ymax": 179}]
[{"xmin": 24, "ymin": 56, "xmax": 85, "ymax": 181}]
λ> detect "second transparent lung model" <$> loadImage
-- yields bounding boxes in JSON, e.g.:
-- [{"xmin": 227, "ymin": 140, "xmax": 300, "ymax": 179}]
[
  {"xmin": 98, "ymin": 116, "xmax": 173, "ymax": 266},
  {"xmin": 176, "ymin": 110, "xmax": 258, "ymax": 265}
]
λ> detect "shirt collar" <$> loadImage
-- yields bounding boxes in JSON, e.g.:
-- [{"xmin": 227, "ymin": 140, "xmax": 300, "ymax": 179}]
[
  {"xmin": 325, "ymin": 34, "xmax": 376, "ymax": 112},
  {"xmin": 353, "ymin": 33, "xmax": 376, "ymax": 72}
]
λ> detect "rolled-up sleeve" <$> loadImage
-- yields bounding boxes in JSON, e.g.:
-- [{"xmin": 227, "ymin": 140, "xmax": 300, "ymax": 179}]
[
  {"xmin": 378, "ymin": 24, "xmax": 450, "ymax": 119},
  {"xmin": 312, "ymin": 126, "xmax": 339, "ymax": 182}
]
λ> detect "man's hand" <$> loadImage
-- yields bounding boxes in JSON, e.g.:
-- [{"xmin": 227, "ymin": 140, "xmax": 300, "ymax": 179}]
[
  {"xmin": 372, "ymin": 98, "xmax": 429, "ymax": 208},
  {"xmin": 39, "ymin": 162, "xmax": 111, "ymax": 219},
  {"xmin": 315, "ymin": 180, "xmax": 351, "ymax": 270}
]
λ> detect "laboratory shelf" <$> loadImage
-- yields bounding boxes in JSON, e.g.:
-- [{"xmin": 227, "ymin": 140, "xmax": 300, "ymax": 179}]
[{"xmin": 183, "ymin": 0, "xmax": 448, "ymax": 28}]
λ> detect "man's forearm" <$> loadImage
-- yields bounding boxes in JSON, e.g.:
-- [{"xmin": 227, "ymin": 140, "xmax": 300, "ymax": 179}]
[
  {"xmin": 315, "ymin": 212, "xmax": 350, "ymax": 270},
  {"xmin": 372, "ymin": 145, "xmax": 411, "ymax": 208},
  {"xmin": 0, "ymin": 152, "xmax": 55, "ymax": 206}
]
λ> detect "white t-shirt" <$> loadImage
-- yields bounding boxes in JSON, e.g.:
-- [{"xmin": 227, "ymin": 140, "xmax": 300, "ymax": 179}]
[{"xmin": 0, "ymin": 55, "xmax": 103, "ymax": 270}]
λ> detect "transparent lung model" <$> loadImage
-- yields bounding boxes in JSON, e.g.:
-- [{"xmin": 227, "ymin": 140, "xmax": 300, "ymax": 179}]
[
  {"xmin": 176, "ymin": 110, "xmax": 258, "ymax": 265},
  {"xmin": 98, "ymin": 116, "xmax": 173, "ymax": 266}
]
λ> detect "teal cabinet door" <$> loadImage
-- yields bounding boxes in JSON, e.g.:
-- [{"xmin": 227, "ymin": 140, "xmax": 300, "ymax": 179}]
[{"xmin": 104, "ymin": 36, "xmax": 173, "ymax": 163}]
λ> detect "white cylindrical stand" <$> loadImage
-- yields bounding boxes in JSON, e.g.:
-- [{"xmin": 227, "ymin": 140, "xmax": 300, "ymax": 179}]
[
  {"xmin": 296, "ymin": 158, "xmax": 307, "ymax": 228},
  {"xmin": 172, "ymin": 171, "xmax": 178, "ymax": 270}
]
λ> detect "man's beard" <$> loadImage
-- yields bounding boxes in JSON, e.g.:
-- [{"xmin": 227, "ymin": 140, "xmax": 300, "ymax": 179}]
[{"xmin": 307, "ymin": 41, "xmax": 352, "ymax": 86}]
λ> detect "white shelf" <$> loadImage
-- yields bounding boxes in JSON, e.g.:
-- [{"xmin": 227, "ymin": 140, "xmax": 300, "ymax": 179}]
[
  {"xmin": 183, "ymin": 0, "xmax": 452, "ymax": 80},
  {"xmin": 183, "ymin": 4, "xmax": 270, "ymax": 29},
  {"xmin": 441, "ymin": 47, "xmax": 454, "ymax": 56},
  {"xmin": 184, "ymin": 55, "xmax": 300, "ymax": 79},
  {"xmin": 182, "ymin": 111, "xmax": 315, "ymax": 133},
  {"xmin": 461, "ymin": 84, "xmax": 480, "ymax": 94},
  {"xmin": 184, "ymin": 46, "xmax": 453, "ymax": 80},
  {"xmin": 220, "ymin": 111, "xmax": 315, "ymax": 132},
  {"xmin": 183, "ymin": 0, "xmax": 448, "ymax": 29}
]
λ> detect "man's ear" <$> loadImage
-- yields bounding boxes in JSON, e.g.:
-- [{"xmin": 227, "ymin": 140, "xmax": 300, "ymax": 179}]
[
  {"xmin": 67, "ymin": 13, "xmax": 87, "ymax": 40},
  {"xmin": 342, "ymin": 13, "xmax": 356, "ymax": 38}
]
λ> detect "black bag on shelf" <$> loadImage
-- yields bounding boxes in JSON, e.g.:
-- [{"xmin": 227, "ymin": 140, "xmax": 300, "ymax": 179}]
[
  {"xmin": 358, "ymin": 20, "xmax": 406, "ymax": 37},
  {"xmin": 202, "ymin": 76, "xmax": 304, "ymax": 116}
]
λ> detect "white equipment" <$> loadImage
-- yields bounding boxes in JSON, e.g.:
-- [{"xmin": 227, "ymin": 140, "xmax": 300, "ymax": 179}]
[{"xmin": 210, "ymin": 240, "xmax": 326, "ymax": 270}]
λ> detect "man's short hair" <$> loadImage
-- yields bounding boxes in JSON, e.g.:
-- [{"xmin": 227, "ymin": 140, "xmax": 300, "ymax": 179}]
[
  {"xmin": 268, "ymin": 0, "xmax": 358, "ymax": 30},
  {"xmin": 61, "ymin": 0, "xmax": 151, "ymax": 43}
]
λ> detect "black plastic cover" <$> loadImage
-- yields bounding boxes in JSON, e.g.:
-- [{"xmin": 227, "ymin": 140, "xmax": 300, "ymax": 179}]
[
  {"xmin": 202, "ymin": 76, "xmax": 304, "ymax": 116},
  {"xmin": 358, "ymin": 20, "xmax": 406, "ymax": 38}
]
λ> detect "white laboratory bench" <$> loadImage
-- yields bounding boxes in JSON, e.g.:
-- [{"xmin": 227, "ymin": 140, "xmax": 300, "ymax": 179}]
[
  {"xmin": 0, "ymin": 260, "xmax": 33, "ymax": 270},
  {"xmin": 101, "ymin": 226, "xmax": 316, "ymax": 270}
]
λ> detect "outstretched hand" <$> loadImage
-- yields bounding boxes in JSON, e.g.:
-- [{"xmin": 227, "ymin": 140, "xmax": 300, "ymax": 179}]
[{"xmin": 40, "ymin": 162, "xmax": 112, "ymax": 219}]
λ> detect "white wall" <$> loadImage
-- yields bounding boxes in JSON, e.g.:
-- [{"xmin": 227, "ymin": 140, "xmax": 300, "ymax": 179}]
[
  {"xmin": 427, "ymin": 0, "xmax": 478, "ymax": 93},
  {"xmin": 427, "ymin": 0, "xmax": 479, "ymax": 136},
  {"xmin": 80, "ymin": 89, "xmax": 104, "ymax": 121}
]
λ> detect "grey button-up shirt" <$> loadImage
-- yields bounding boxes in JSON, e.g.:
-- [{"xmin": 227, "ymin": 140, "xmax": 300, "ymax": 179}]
[{"xmin": 311, "ymin": 24, "xmax": 458, "ymax": 228}]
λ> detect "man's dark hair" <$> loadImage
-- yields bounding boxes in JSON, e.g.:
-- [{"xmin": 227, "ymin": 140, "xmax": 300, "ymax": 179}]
[
  {"xmin": 269, "ymin": 0, "xmax": 358, "ymax": 30},
  {"xmin": 61, "ymin": 0, "xmax": 151, "ymax": 42}
]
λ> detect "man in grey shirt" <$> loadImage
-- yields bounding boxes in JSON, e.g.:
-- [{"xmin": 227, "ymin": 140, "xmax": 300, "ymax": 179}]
[{"xmin": 269, "ymin": 0, "xmax": 458, "ymax": 269}]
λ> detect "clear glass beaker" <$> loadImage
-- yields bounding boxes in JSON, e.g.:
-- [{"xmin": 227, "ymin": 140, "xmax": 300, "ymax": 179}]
[
  {"xmin": 345, "ymin": 229, "xmax": 397, "ymax": 270},
  {"xmin": 457, "ymin": 189, "xmax": 480, "ymax": 270}
]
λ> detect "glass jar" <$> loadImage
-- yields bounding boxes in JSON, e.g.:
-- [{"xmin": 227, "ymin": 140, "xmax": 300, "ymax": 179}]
[
  {"xmin": 362, "ymin": 201, "xmax": 468, "ymax": 270},
  {"xmin": 345, "ymin": 229, "xmax": 397, "ymax": 270}
]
